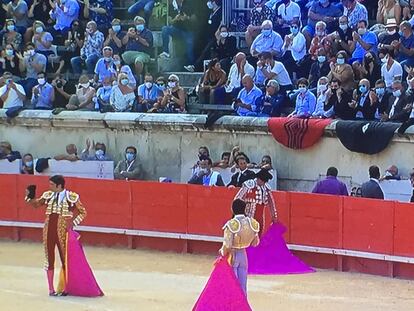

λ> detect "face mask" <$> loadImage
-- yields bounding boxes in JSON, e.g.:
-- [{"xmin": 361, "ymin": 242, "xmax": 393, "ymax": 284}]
[
  {"xmin": 359, "ymin": 85, "xmax": 367, "ymax": 93},
  {"xmin": 114, "ymin": 60, "xmax": 121, "ymax": 66},
  {"xmin": 316, "ymin": 30, "xmax": 324, "ymax": 36},
  {"xmin": 38, "ymin": 78, "xmax": 46, "ymax": 85},
  {"xmin": 317, "ymin": 55, "xmax": 326, "ymax": 63},
  {"xmin": 298, "ymin": 86, "xmax": 307, "ymax": 94},
  {"xmin": 25, "ymin": 161, "xmax": 33, "ymax": 167},
  {"xmin": 399, "ymin": 30, "xmax": 403, "ymax": 36},
  {"xmin": 255, "ymin": 7, "xmax": 262, "ymax": 12},
  {"xmin": 358, "ymin": 28, "xmax": 366, "ymax": 35},
  {"xmin": 339, "ymin": 24, "xmax": 348, "ymax": 31},
  {"xmin": 262, "ymin": 29, "xmax": 272, "ymax": 36},
  {"xmin": 157, "ymin": 84, "xmax": 165, "ymax": 91},
  {"xmin": 126, "ymin": 152, "xmax": 135, "ymax": 162},
  {"xmin": 112, "ymin": 25, "xmax": 121, "ymax": 32},
  {"xmin": 168, "ymin": 81, "xmax": 176, "ymax": 88},
  {"xmin": 80, "ymin": 82, "xmax": 89, "ymax": 88},
  {"xmin": 381, "ymin": 56, "xmax": 388, "ymax": 64},
  {"xmin": 207, "ymin": 1, "xmax": 214, "ymax": 9},
  {"xmin": 104, "ymin": 57, "xmax": 112, "ymax": 62},
  {"xmin": 5, "ymin": 49, "xmax": 13, "ymax": 56},
  {"xmin": 387, "ymin": 29, "xmax": 396, "ymax": 35},
  {"xmin": 318, "ymin": 84, "xmax": 327, "ymax": 93},
  {"xmin": 136, "ymin": 24, "xmax": 144, "ymax": 32},
  {"xmin": 95, "ymin": 149, "xmax": 105, "ymax": 159},
  {"xmin": 220, "ymin": 32, "xmax": 229, "ymax": 38},
  {"xmin": 393, "ymin": 89, "xmax": 401, "ymax": 97},
  {"xmin": 6, "ymin": 25, "xmax": 15, "ymax": 32},
  {"xmin": 290, "ymin": 26, "xmax": 298, "ymax": 35},
  {"xmin": 375, "ymin": 87, "xmax": 385, "ymax": 96},
  {"xmin": 35, "ymin": 26, "xmax": 43, "ymax": 34},
  {"xmin": 103, "ymin": 85, "xmax": 112, "ymax": 90},
  {"xmin": 337, "ymin": 58, "xmax": 345, "ymax": 65},
  {"xmin": 121, "ymin": 78, "xmax": 129, "ymax": 86},
  {"xmin": 145, "ymin": 82, "xmax": 153, "ymax": 89}
]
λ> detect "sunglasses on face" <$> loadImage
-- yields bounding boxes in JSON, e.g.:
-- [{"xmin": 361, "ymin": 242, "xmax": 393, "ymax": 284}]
[{"xmin": 168, "ymin": 79, "xmax": 177, "ymax": 82}]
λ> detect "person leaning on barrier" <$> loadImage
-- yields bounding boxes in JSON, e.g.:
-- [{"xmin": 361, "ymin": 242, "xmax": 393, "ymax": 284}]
[
  {"xmin": 81, "ymin": 139, "xmax": 112, "ymax": 161},
  {"xmin": 114, "ymin": 146, "xmax": 140, "ymax": 180},
  {"xmin": 0, "ymin": 141, "xmax": 22, "ymax": 162},
  {"xmin": 361, "ymin": 165, "xmax": 384, "ymax": 200},
  {"xmin": 54, "ymin": 143, "xmax": 79, "ymax": 162}
]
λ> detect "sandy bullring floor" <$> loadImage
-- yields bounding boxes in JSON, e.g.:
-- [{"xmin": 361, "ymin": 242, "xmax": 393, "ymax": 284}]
[{"xmin": 0, "ymin": 241, "xmax": 414, "ymax": 311}]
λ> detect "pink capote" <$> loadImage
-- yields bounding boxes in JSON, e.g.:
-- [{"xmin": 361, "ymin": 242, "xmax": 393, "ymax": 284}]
[
  {"xmin": 193, "ymin": 257, "xmax": 252, "ymax": 311},
  {"xmin": 247, "ymin": 223, "xmax": 314, "ymax": 275},
  {"xmin": 65, "ymin": 229, "xmax": 104, "ymax": 297}
]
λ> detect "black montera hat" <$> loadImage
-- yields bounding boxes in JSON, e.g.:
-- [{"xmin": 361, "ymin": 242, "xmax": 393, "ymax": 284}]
[{"xmin": 256, "ymin": 168, "xmax": 273, "ymax": 182}]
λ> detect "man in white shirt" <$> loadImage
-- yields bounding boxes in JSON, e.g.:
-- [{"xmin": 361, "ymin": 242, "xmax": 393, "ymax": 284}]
[
  {"xmin": 226, "ymin": 52, "xmax": 255, "ymax": 97},
  {"xmin": 0, "ymin": 72, "xmax": 26, "ymax": 109},
  {"xmin": 275, "ymin": 0, "xmax": 301, "ymax": 37},
  {"xmin": 258, "ymin": 51, "xmax": 293, "ymax": 96},
  {"xmin": 281, "ymin": 20, "xmax": 306, "ymax": 80},
  {"xmin": 379, "ymin": 48, "xmax": 402, "ymax": 88}
]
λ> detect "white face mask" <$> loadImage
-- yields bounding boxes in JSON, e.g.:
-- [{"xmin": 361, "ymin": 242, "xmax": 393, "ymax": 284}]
[
  {"xmin": 168, "ymin": 81, "xmax": 176, "ymax": 88},
  {"xmin": 317, "ymin": 84, "xmax": 327, "ymax": 93},
  {"xmin": 339, "ymin": 24, "xmax": 348, "ymax": 31},
  {"xmin": 80, "ymin": 82, "xmax": 89, "ymax": 89},
  {"xmin": 220, "ymin": 32, "xmax": 229, "ymax": 38},
  {"xmin": 37, "ymin": 78, "xmax": 46, "ymax": 85},
  {"xmin": 145, "ymin": 82, "xmax": 153, "ymax": 89},
  {"xmin": 357, "ymin": 28, "xmax": 366, "ymax": 35},
  {"xmin": 381, "ymin": 56, "xmax": 388, "ymax": 64},
  {"xmin": 387, "ymin": 29, "xmax": 396, "ymax": 35}
]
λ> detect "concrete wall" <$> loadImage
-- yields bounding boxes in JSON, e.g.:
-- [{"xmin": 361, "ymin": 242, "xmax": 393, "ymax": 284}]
[{"xmin": 1, "ymin": 109, "xmax": 413, "ymax": 191}]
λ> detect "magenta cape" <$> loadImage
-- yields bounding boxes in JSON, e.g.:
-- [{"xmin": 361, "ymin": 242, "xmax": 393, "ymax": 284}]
[
  {"xmin": 65, "ymin": 229, "xmax": 104, "ymax": 297},
  {"xmin": 247, "ymin": 223, "xmax": 314, "ymax": 275},
  {"xmin": 193, "ymin": 257, "xmax": 252, "ymax": 311}
]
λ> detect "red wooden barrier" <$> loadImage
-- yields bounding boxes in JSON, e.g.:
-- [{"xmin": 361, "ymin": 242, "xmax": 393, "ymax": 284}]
[
  {"xmin": 0, "ymin": 174, "xmax": 18, "ymax": 221},
  {"xmin": 394, "ymin": 202, "xmax": 414, "ymax": 257}
]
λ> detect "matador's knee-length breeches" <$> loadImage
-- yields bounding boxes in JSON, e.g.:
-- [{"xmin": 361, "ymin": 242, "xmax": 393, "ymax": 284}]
[{"xmin": 43, "ymin": 214, "xmax": 68, "ymax": 270}]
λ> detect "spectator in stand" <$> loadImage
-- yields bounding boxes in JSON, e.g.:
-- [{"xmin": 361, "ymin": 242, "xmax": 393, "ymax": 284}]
[
  {"xmin": 128, "ymin": 0, "xmax": 155, "ymax": 26},
  {"xmin": 51, "ymin": 74, "xmax": 73, "ymax": 109},
  {"xmin": 341, "ymin": 0, "xmax": 368, "ymax": 30},
  {"xmin": 281, "ymin": 20, "xmax": 307, "ymax": 80},
  {"xmin": 289, "ymin": 78, "xmax": 316, "ymax": 118},
  {"xmin": 188, "ymin": 156, "xmax": 225, "ymax": 187},
  {"xmin": 226, "ymin": 52, "xmax": 255, "ymax": 98},
  {"xmin": 81, "ymin": 139, "xmax": 112, "ymax": 161},
  {"xmin": 159, "ymin": 0, "xmax": 196, "ymax": 67},
  {"xmin": 2, "ymin": 19, "xmax": 22, "ymax": 50},
  {"xmin": 49, "ymin": 0, "xmax": 80, "ymax": 36},
  {"xmin": 227, "ymin": 155, "xmax": 256, "ymax": 188},
  {"xmin": 403, "ymin": 0, "xmax": 414, "ymax": 21},
  {"xmin": 66, "ymin": 74, "xmax": 96, "ymax": 110},
  {"xmin": 198, "ymin": 58, "xmax": 227, "ymax": 105},
  {"xmin": 250, "ymin": 20, "xmax": 283, "ymax": 58},
  {"xmin": 369, "ymin": 79, "xmax": 391, "ymax": 119},
  {"xmin": 308, "ymin": 21, "xmax": 333, "ymax": 61},
  {"xmin": 274, "ymin": 0, "xmax": 301, "ymax": 38},
  {"xmin": 137, "ymin": 73, "xmax": 161, "ymax": 112},
  {"xmin": 379, "ymin": 48, "xmax": 402, "ymax": 88},
  {"xmin": 122, "ymin": 17, "xmax": 153, "ymax": 78},
  {"xmin": 31, "ymin": 71, "xmax": 54, "ymax": 109},
  {"xmin": 253, "ymin": 155, "xmax": 273, "ymax": 170},
  {"xmin": 113, "ymin": 54, "xmax": 137, "ymax": 88},
  {"xmin": 16, "ymin": 43, "xmax": 46, "ymax": 98},
  {"xmin": 303, "ymin": 0, "xmax": 342, "ymax": 46},
  {"xmin": 0, "ymin": 141, "xmax": 21, "ymax": 162},
  {"xmin": 104, "ymin": 19, "xmax": 126, "ymax": 56},
  {"xmin": 21, "ymin": 153, "xmax": 34, "ymax": 174},
  {"xmin": 312, "ymin": 166, "xmax": 348, "ymax": 196},
  {"xmin": 233, "ymin": 74, "xmax": 262, "ymax": 116},
  {"xmin": 349, "ymin": 20, "xmax": 378, "ymax": 63},
  {"xmin": 83, "ymin": 0, "xmax": 113, "ymax": 34},
  {"xmin": 361, "ymin": 165, "xmax": 384, "ymax": 199},
  {"xmin": 254, "ymin": 79, "xmax": 284, "ymax": 117},
  {"xmin": 245, "ymin": 0, "xmax": 275, "ymax": 47},
  {"xmin": 325, "ymin": 78, "xmax": 354, "ymax": 119},
  {"xmin": 154, "ymin": 74, "xmax": 186, "ymax": 113},
  {"xmin": 26, "ymin": 0, "xmax": 54, "ymax": 42},
  {"xmin": 393, "ymin": 21, "xmax": 414, "ymax": 69},
  {"xmin": 94, "ymin": 76, "xmax": 113, "ymax": 112},
  {"xmin": 32, "ymin": 21, "xmax": 54, "ymax": 58},
  {"xmin": 378, "ymin": 18, "xmax": 400, "ymax": 50},
  {"xmin": 312, "ymin": 76, "xmax": 334, "ymax": 118},
  {"xmin": 59, "ymin": 20, "xmax": 84, "ymax": 72},
  {"xmin": 110, "ymin": 73, "xmax": 135, "ymax": 112},
  {"xmin": 114, "ymin": 146, "xmax": 141, "ymax": 180},
  {"xmin": 71, "ymin": 21, "xmax": 104, "ymax": 74},
  {"xmin": 377, "ymin": 0, "xmax": 401, "ymax": 25},
  {"xmin": 213, "ymin": 151, "xmax": 231, "ymax": 169},
  {"xmin": 0, "ymin": 44, "xmax": 21, "ymax": 78},
  {"xmin": 191, "ymin": 146, "xmax": 210, "ymax": 175},
  {"xmin": 0, "ymin": 72, "xmax": 25, "ymax": 110},
  {"xmin": 382, "ymin": 80, "xmax": 411, "ymax": 122},
  {"xmin": 352, "ymin": 51, "xmax": 381, "ymax": 84},
  {"xmin": 330, "ymin": 16, "xmax": 353, "ymax": 56},
  {"xmin": 3, "ymin": 0, "xmax": 29, "ymax": 33},
  {"xmin": 349, "ymin": 78, "xmax": 376, "ymax": 120},
  {"xmin": 309, "ymin": 48, "xmax": 331, "ymax": 89},
  {"xmin": 380, "ymin": 164, "xmax": 401, "ymax": 180},
  {"xmin": 328, "ymin": 50, "xmax": 355, "ymax": 92},
  {"xmin": 94, "ymin": 46, "xmax": 116, "ymax": 84},
  {"xmin": 54, "ymin": 143, "xmax": 79, "ymax": 161}
]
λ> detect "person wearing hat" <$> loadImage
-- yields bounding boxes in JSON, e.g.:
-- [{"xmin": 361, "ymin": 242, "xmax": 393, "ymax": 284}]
[
  {"xmin": 234, "ymin": 168, "xmax": 277, "ymax": 236},
  {"xmin": 378, "ymin": 18, "xmax": 400, "ymax": 50}
]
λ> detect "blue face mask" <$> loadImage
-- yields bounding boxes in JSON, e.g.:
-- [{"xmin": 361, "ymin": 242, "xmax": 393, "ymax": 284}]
[
  {"xmin": 337, "ymin": 58, "xmax": 345, "ymax": 65},
  {"xmin": 376, "ymin": 88, "xmax": 385, "ymax": 96},
  {"xmin": 126, "ymin": 152, "xmax": 135, "ymax": 162},
  {"xmin": 95, "ymin": 149, "xmax": 105, "ymax": 160},
  {"xmin": 157, "ymin": 84, "xmax": 165, "ymax": 91},
  {"xmin": 112, "ymin": 25, "xmax": 121, "ymax": 32},
  {"xmin": 136, "ymin": 24, "xmax": 144, "ymax": 32},
  {"xmin": 25, "ymin": 161, "xmax": 33, "ymax": 167},
  {"xmin": 359, "ymin": 85, "xmax": 367, "ymax": 93},
  {"xmin": 399, "ymin": 30, "xmax": 403, "ymax": 36},
  {"xmin": 262, "ymin": 29, "xmax": 272, "ymax": 36},
  {"xmin": 393, "ymin": 89, "xmax": 401, "ymax": 97},
  {"xmin": 317, "ymin": 55, "xmax": 326, "ymax": 63},
  {"xmin": 103, "ymin": 85, "xmax": 112, "ymax": 90},
  {"xmin": 290, "ymin": 26, "xmax": 298, "ymax": 35}
]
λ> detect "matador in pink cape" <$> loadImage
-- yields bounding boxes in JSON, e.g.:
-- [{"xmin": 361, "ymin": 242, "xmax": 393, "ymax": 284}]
[
  {"xmin": 25, "ymin": 175, "xmax": 103, "ymax": 297},
  {"xmin": 234, "ymin": 169, "xmax": 277, "ymax": 235}
]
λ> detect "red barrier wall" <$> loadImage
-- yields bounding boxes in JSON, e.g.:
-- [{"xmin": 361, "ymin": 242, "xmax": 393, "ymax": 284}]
[{"xmin": 1, "ymin": 174, "xmax": 414, "ymax": 278}]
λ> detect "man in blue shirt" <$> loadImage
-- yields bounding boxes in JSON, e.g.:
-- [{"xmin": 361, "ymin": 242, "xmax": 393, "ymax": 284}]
[
  {"xmin": 289, "ymin": 78, "xmax": 316, "ymax": 118},
  {"xmin": 394, "ymin": 21, "xmax": 414, "ymax": 69},
  {"xmin": 94, "ymin": 46, "xmax": 117, "ymax": 84},
  {"xmin": 349, "ymin": 20, "xmax": 377, "ymax": 63},
  {"xmin": 136, "ymin": 73, "xmax": 162, "ymax": 112},
  {"xmin": 233, "ymin": 74, "xmax": 263, "ymax": 116},
  {"xmin": 253, "ymin": 80, "xmax": 284, "ymax": 117},
  {"xmin": 31, "ymin": 72, "xmax": 55, "ymax": 109},
  {"xmin": 250, "ymin": 20, "xmax": 283, "ymax": 58},
  {"xmin": 50, "ymin": 0, "xmax": 79, "ymax": 34}
]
